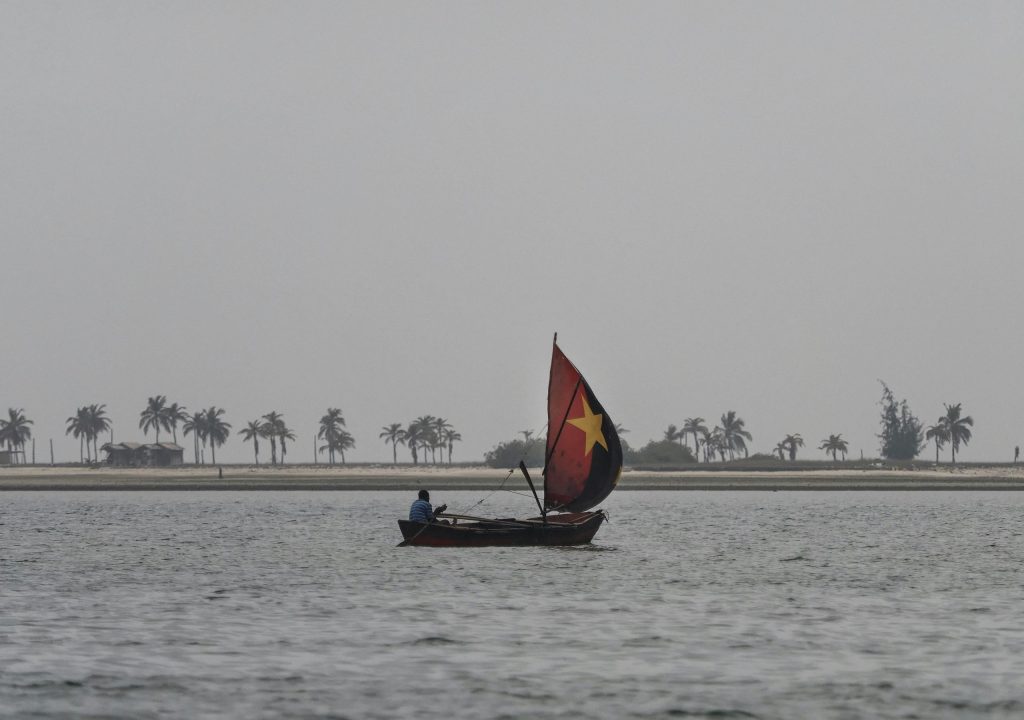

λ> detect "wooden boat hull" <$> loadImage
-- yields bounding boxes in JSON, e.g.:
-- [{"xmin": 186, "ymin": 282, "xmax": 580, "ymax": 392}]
[{"xmin": 398, "ymin": 511, "xmax": 605, "ymax": 547}]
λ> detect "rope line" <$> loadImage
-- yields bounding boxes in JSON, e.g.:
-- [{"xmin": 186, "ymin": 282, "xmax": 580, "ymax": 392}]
[{"xmin": 453, "ymin": 417, "xmax": 549, "ymax": 516}]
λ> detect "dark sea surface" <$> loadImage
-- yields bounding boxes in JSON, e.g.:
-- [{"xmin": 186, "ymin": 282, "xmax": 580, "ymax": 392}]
[{"xmin": 2, "ymin": 490, "xmax": 1023, "ymax": 719}]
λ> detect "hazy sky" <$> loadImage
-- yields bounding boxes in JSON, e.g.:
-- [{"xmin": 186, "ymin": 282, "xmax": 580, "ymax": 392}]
[{"xmin": 3, "ymin": 2, "xmax": 1023, "ymax": 464}]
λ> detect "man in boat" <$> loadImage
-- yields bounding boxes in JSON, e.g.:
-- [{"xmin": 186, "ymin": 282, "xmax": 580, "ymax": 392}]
[{"xmin": 409, "ymin": 490, "xmax": 449, "ymax": 524}]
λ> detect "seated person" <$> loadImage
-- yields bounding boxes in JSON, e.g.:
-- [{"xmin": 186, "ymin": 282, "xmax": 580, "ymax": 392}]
[{"xmin": 409, "ymin": 489, "xmax": 448, "ymax": 524}]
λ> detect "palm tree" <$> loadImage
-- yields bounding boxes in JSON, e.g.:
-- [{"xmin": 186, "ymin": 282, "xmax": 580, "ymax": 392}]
[
  {"xmin": 139, "ymin": 395, "xmax": 169, "ymax": 442},
  {"xmin": 0, "ymin": 408, "xmax": 33, "ymax": 464},
  {"xmin": 774, "ymin": 441, "xmax": 787, "ymax": 460},
  {"xmin": 781, "ymin": 433, "xmax": 804, "ymax": 461},
  {"xmin": 699, "ymin": 428, "xmax": 712, "ymax": 462},
  {"xmin": 204, "ymin": 407, "xmax": 231, "ymax": 465},
  {"xmin": 166, "ymin": 402, "xmax": 188, "ymax": 444},
  {"xmin": 719, "ymin": 411, "xmax": 752, "ymax": 460},
  {"xmin": 278, "ymin": 423, "xmax": 296, "ymax": 465},
  {"xmin": 708, "ymin": 428, "xmax": 727, "ymax": 462},
  {"xmin": 413, "ymin": 415, "xmax": 436, "ymax": 463},
  {"xmin": 66, "ymin": 407, "xmax": 90, "ymax": 463},
  {"xmin": 413, "ymin": 415, "xmax": 437, "ymax": 464},
  {"xmin": 940, "ymin": 403, "xmax": 974, "ymax": 464},
  {"xmin": 432, "ymin": 418, "xmax": 451, "ymax": 464},
  {"xmin": 182, "ymin": 410, "xmax": 207, "ymax": 464},
  {"xmin": 86, "ymin": 403, "xmax": 111, "ymax": 462},
  {"xmin": 663, "ymin": 424, "xmax": 681, "ymax": 444},
  {"xmin": 442, "ymin": 428, "xmax": 462, "ymax": 465},
  {"xmin": 336, "ymin": 429, "xmax": 355, "ymax": 464},
  {"xmin": 379, "ymin": 423, "xmax": 406, "ymax": 465},
  {"xmin": 320, "ymin": 428, "xmax": 355, "ymax": 464},
  {"xmin": 925, "ymin": 421, "xmax": 950, "ymax": 464},
  {"xmin": 819, "ymin": 434, "xmax": 849, "ymax": 462},
  {"xmin": 318, "ymin": 409, "xmax": 347, "ymax": 465},
  {"xmin": 682, "ymin": 418, "xmax": 708, "ymax": 460},
  {"xmin": 404, "ymin": 420, "xmax": 424, "ymax": 465},
  {"xmin": 238, "ymin": 420, "xmax": 263, "ymax": 465},
  {"xmin": 261, "ymin": 411, "xmax": 283, "ymax": 465}
]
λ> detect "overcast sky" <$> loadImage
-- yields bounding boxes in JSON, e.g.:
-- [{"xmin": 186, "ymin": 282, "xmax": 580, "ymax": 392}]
[{"xmin": 2, "ymin": 2, "xmax": 1023, "ymax": 464}]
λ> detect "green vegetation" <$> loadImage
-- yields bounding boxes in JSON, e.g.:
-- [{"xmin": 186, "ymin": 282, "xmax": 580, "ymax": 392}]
[
  {"xmin": 628, "ymin": 440, "xmax": 696, "ymax": 468},
  {"xmin": 819, "ymin": 434, "xmax": 849, "ymax": 461},
  {"xmin": 378, "ymin": 423, "xmax": 404, "ymax": 465},
  {"xmin": 204, "ymin": 407, "xmax": 231, "ymax": 465},
  {"xmin": 238, "ymin": 420, "xmax": 264, "ymax": 465},
  {"xmin": 878, "ymin": 382, "xmax": 924, "ymax": 460},
  {"xmin": 139, "ymin": 395, "xmax": 169, "ymax": 442},
  {"xmin": 0, "ymin": 385, "xmax": 989, "ymax": 468},
  {"xmin": 781, "ymin": 433, "xmax": 804, "ymax": 461},
  {"xmin": 484, "ymin": 438, "xmax": 545, "ymax": 468},
  {"xmin": 925, "ymin": 421, "xmax": 949, "ymax": 464},
  {"xmin": 66, "ymin": 404, "xmax": 109, "ymax": 463},
  {"xmin": 939, "ymin": 403, "xmax": 974, "ymax": 464},
  {"xmin": 682, "ymin": 417, "xmax": 707, "ymax": 456},
  {"xmin": 316, "ymin": 408, "xmax": 353, "ymax": 465},
  {"xmin": 166, "ymin": 403, "xmax": 188, "ymax": 445},
  {"xmin": 0, "ymin": 408, "xmax": 33, "ymax": 463},
  {"xmin": 183, "ymin": 410, "xmax": 206, "ymax": 463},
  {"xmin": 381, "ymin": 416, "xmax": 461, "ymax": 466}
]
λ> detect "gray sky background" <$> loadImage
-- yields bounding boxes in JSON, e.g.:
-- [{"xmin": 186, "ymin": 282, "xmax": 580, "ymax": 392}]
[{"xmin": 2, "ymin": 2, "xmax": 1023, "ymax": 464}]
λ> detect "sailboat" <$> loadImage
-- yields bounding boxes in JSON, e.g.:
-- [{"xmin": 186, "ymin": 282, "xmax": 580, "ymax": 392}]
[{"xmin": 398, "ymin": 335, "xmax": 623, "ymax": 547}]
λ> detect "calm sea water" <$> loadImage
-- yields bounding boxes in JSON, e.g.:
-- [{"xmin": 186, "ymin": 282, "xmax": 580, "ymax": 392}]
[{"xmin": 2, "ymin": 490, "xmax": 1023, "ymax": 719}]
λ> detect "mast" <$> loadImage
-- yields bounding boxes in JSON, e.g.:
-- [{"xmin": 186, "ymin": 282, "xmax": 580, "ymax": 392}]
[
  {"xmin": 542, "ymin": 332, "xmax": 556, "ymax": 500},
  {"xmin": 519, "ymin": 461, "xmax": 545, "ymax": 520}
]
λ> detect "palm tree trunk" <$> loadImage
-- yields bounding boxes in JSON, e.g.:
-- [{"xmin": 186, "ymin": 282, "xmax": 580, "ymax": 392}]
[{"xmin": 392, "ymin": 444, "xmax": 397, "ymax": 465}]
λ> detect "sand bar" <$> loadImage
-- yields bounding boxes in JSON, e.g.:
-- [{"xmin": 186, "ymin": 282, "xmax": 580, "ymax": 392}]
[{"xmin": 2, "ymin": 465, "xmax": 1024, "ymax": 491}]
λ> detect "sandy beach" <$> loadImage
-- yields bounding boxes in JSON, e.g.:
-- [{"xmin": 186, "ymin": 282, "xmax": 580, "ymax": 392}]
[{"xmin": 2, "ymin": 464, "xmax": 1024, "ymax": 491}]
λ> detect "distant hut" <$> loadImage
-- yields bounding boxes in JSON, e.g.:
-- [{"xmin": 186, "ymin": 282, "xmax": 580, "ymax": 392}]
[
  {"xmin": 102, "ymin": 442, "xmax": 184, "ymax": 467},
  {"xmin": 0, "ymin": 449, "xmax": 14, "ymax": 465},
  {"xmin": 102, "ymin": 442, "xmax": 144, "ymax": 466},
  {"xmin": 144, "ymin": 443, "xmax": 184, "ymax": 467}
]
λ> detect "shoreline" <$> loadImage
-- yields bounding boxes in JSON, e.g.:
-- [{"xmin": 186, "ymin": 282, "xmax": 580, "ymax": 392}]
[{"xmin": 3, "ymin": 465, "xmax": 1024, "ymax": 491}]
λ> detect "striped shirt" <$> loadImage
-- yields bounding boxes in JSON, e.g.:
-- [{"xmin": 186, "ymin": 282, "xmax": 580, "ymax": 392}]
[{"xmin": 409, "ymin": 499, "xmax": 434, "ymax": 523}]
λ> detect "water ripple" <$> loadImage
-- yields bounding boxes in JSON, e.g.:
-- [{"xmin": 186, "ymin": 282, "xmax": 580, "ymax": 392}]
[{"xmin": 2, "ymin": 490, "xmax": 1023, "ymax": 719}]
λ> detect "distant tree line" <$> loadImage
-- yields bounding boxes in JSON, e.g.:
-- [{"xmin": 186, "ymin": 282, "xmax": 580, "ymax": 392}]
[
  {"xmin": 379, "ymin": 415, "xmax": 462, "ymax": 465},
  {"xmin": 0, "ymin": 383, "xmax": 981, "ymax": 467},
  {"xmin": 660, "ymin": 412, "xmax": 752, "ymax": 462},
  {"xmin": 879, "ymin": 382, "xmax": 973, "ymax": 464}
]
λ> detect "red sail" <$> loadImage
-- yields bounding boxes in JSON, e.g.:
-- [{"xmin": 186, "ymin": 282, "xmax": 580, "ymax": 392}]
[{"xmin": 544, "ymin": 341, "xmax": 622, "ymax": 512}]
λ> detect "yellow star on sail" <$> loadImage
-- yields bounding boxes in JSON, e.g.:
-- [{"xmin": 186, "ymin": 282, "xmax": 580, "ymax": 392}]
[{"xmin": 567, "ymin": 393, "xmax": 608, "ymax": 456}]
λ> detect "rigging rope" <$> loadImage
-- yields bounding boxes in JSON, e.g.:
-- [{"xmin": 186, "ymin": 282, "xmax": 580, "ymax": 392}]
[{"xmin": 453, "ymin": 419, "xmax": 549, "ymax": 516}]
